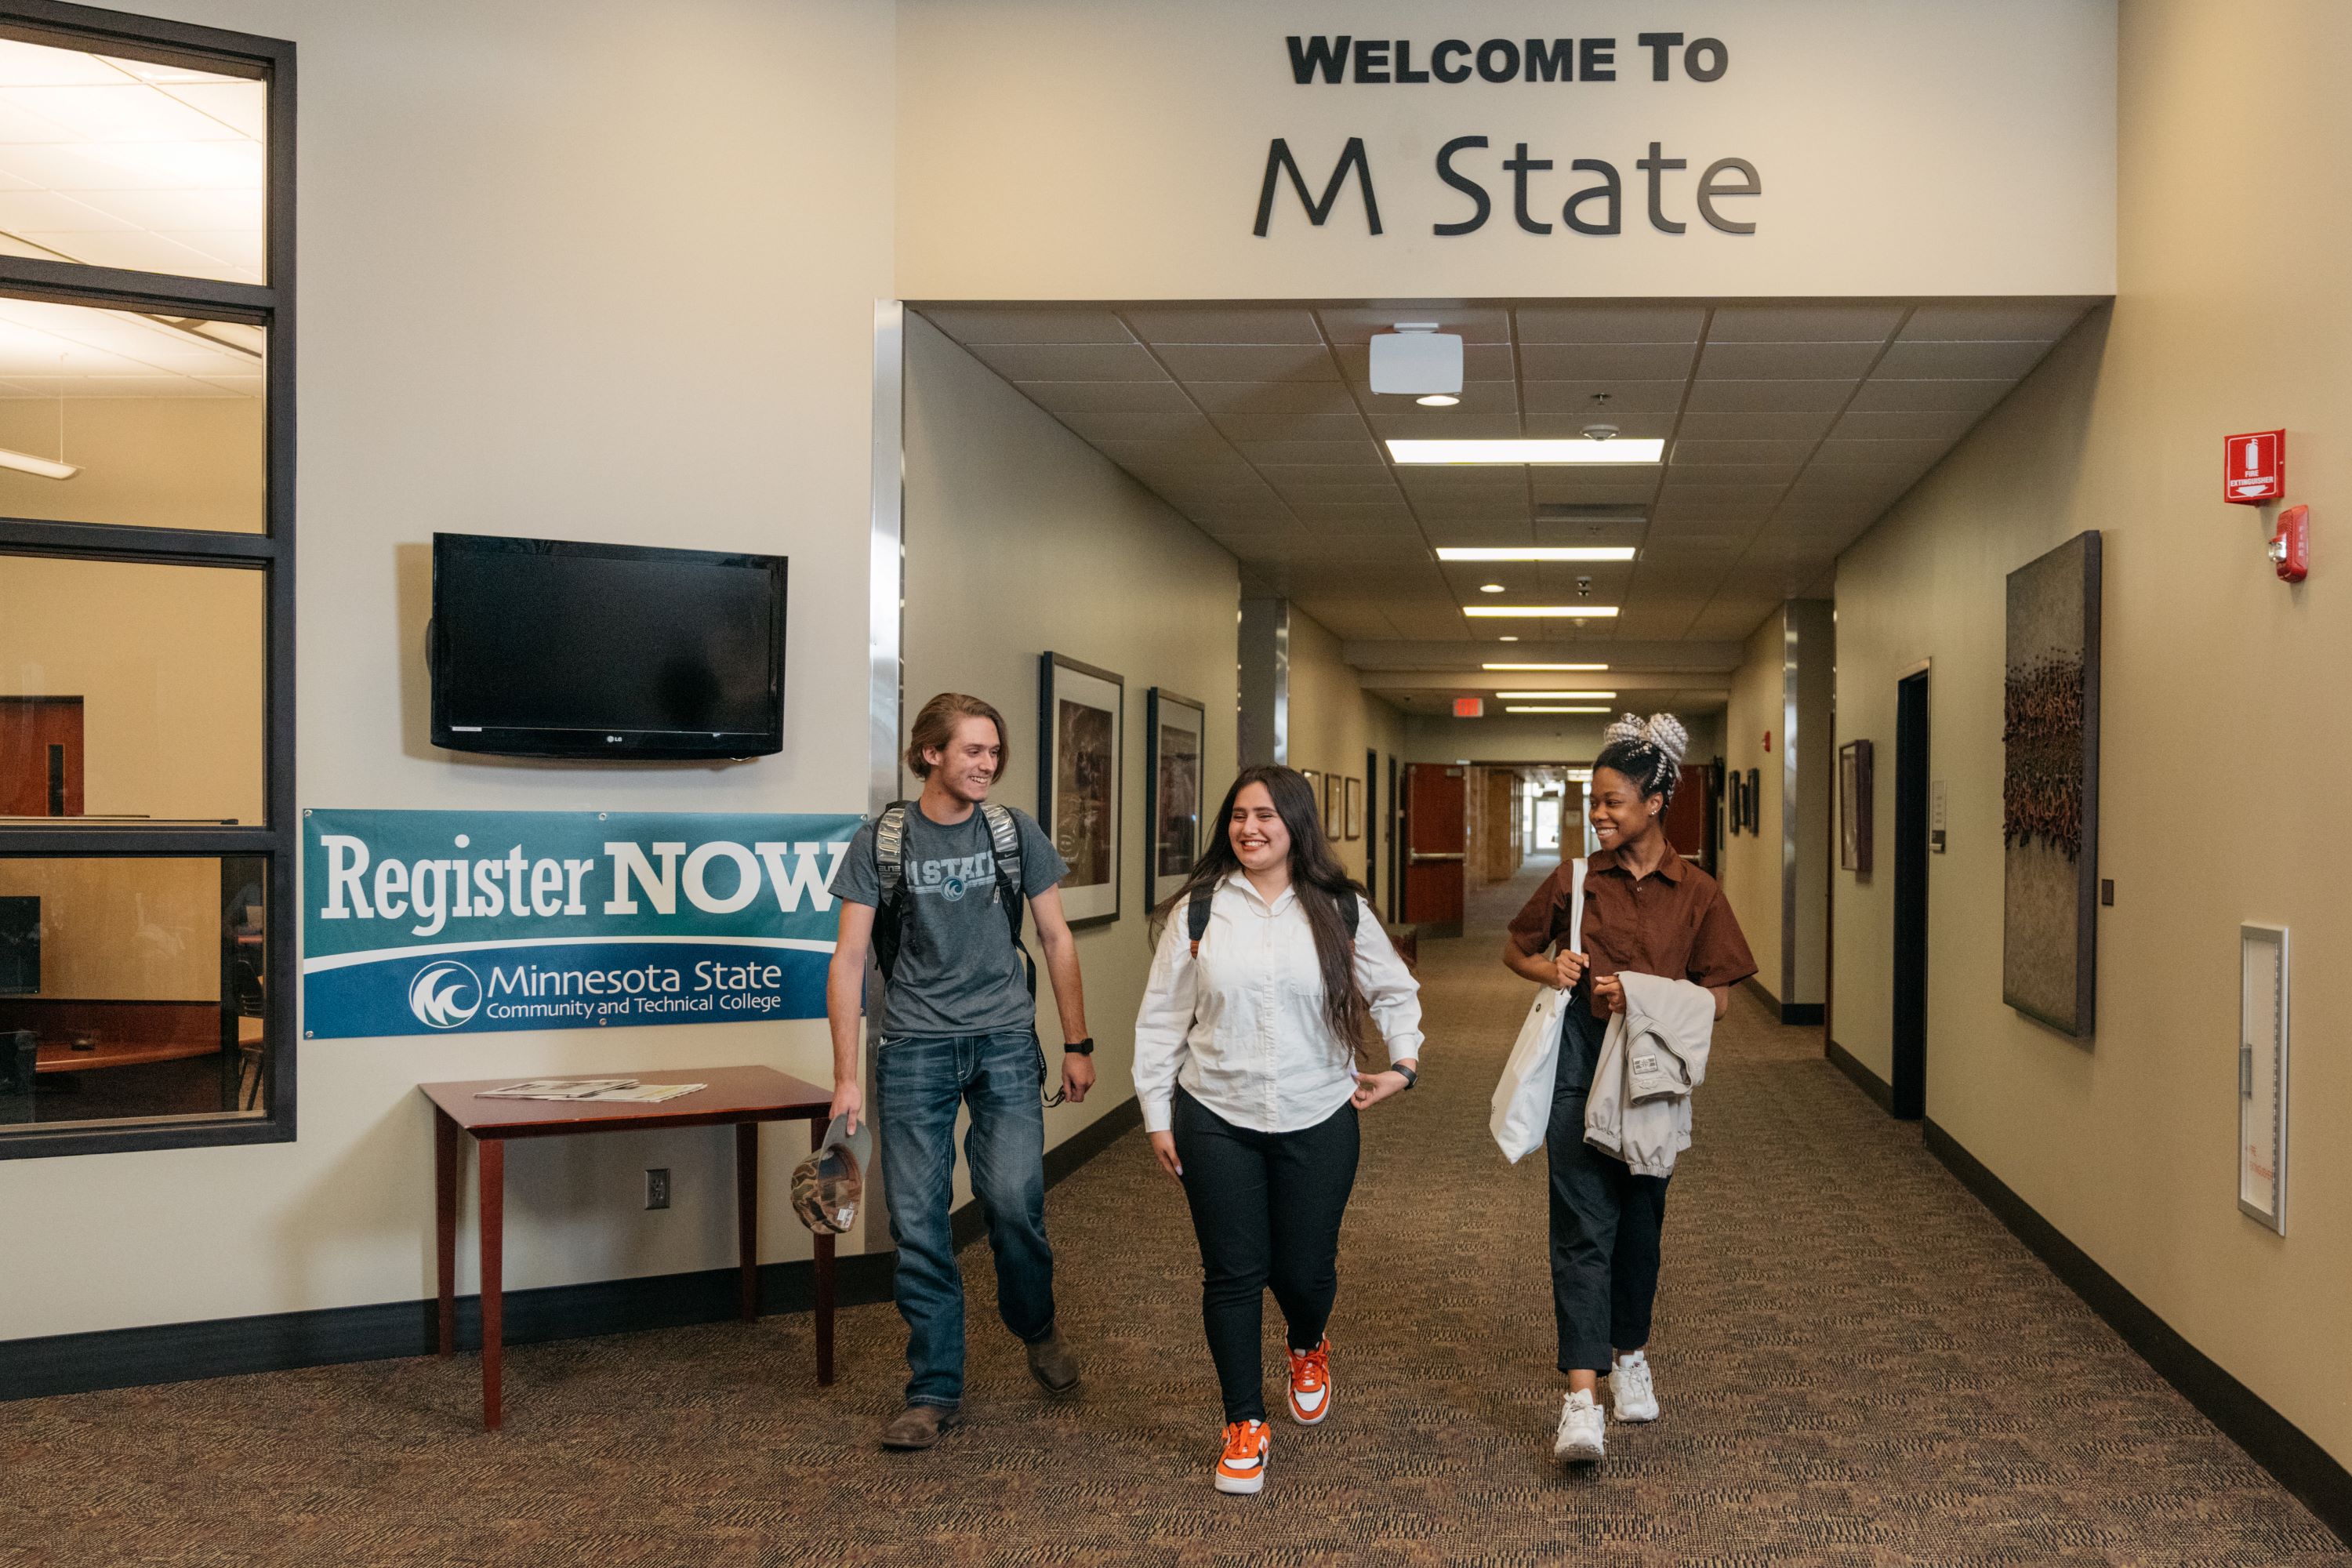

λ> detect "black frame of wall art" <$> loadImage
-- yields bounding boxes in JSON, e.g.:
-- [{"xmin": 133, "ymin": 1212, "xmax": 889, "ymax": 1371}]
[
  {"xmin": 1037, "ymin": 652, "xmax": 1124, "ymax": 930},
  {"xmin": 0, "ymin": 2, "xmax": 296, "ymax": 1160}
]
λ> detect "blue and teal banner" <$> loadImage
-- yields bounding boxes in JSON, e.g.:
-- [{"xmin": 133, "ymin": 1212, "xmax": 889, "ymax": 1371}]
[{"xmin": 301, "ymin": 809, "xmax": 862, "ymax": 1040}]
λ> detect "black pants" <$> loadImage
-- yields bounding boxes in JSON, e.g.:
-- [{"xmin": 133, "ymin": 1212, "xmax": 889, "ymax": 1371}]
[
  {"xmin": 1548, "ymin": 1004, "xmax": 1671, "ymax": 1374},
  {"xmin": 1171, "ymin": 1086, "xmax": 1360, "ymax": 1423}
]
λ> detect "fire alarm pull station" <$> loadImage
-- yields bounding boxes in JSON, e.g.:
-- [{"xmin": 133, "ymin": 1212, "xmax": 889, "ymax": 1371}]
[
  {"xmin": 2224, "ymin": 430, "xmax": 2285, "ymax": 504},
  {"xmin": 2270, "ymin": 504, "xmax": 2310, "ymax": 583}
]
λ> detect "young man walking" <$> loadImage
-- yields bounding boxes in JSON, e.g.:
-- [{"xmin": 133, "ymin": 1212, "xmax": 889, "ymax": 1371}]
[{"xmin": 826, "ymin": 691, "xmax": 1096, "ymax": 1450}]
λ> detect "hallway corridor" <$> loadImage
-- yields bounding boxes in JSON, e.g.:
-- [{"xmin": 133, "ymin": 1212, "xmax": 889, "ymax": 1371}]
[{"xmin": 6, "ymin": 863, "xmax": 2343, "ymax": 1567}]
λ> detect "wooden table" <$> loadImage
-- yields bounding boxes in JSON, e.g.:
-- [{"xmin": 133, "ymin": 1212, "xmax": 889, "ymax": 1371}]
[{"xmin": 419, "ymin": 1065, "xmax": 837, "ymax": 1429}]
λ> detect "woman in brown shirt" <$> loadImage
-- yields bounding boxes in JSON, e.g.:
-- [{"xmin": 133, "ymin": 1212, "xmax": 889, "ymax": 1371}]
[{"xmin": 1501, "ymin": 713, "xmax": 1755, "ymax": 1466}]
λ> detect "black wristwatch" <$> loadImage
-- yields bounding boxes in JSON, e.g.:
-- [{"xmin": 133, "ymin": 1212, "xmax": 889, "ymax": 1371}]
[
  {"xmin": 1063, "ymin": 1037, "xmax": 1095, "ymax": 1057},
  {"xmin": 1391, "ymin": 1061, "xmax": 1417, "ymax": 1090}
]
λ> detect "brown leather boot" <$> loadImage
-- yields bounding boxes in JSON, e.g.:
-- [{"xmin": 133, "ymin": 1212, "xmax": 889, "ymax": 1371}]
[
  {"xmin": 880, "ymin": 1403, "xmax": 960, "ymax": 1450},
  {"xmin": 1025, "ymin": 1325, "xmax": 1082, "ymax": 1396}
]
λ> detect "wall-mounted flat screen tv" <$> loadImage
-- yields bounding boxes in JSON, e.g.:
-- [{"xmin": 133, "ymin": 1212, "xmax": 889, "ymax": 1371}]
[
  {"xmin": 430, "ymin": 533, "xmax": 786, "ymax": 759},
  {"xmin": 0, "ymin": 896, "xmax": 37, "ymax": 996}
]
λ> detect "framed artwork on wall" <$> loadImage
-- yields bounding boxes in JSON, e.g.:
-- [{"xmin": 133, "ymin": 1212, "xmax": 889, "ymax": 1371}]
[
  {"xmin": 1343, "ymin": 776, "xmax": 1363, "ymax": 840},
  {"xmin": 2002, "ymin": 530, "xmax": 2102, "ymax": 1037},
  {"xmin": 1145, "ymin": 688, "xmax": 1206, "ymax": 910},
  {"xmin": 1839, "ymin": 739, "xmax": 1875, "ymax": 873},
  {"xmin": 1745, "ymin": 768, "xmax": 1762, "ymax": 833},
  {"xmin": 1726, "ymin": 770, "xmax": 1742, "ymax": 837},
  {"xmin": 1039, "ymin": 652, "xmax": 1124, "ymax": 928}
]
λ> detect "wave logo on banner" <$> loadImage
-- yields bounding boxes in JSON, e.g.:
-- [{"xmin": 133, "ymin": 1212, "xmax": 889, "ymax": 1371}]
[
  {"xmin": 301, "ymin": 808, "xmax": 866, "ymax": 1041},
  {"xmin": 408, "ymin": 961, "xmax": 483, "ymax": 1029}
]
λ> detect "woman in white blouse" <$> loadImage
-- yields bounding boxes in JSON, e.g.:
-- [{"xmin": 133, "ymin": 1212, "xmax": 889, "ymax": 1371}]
[{"xmin": 1133, "ymin": 765, "xmax": 1424, "ymax": 1496}]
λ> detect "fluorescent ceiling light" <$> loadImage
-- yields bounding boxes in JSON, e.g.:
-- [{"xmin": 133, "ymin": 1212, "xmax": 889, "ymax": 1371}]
[
  {"xmin": 1483, "ymin": 662, "xmax": 1608, "ymax": 670},
  {"xmin": 1507, "ymin": 706, "xmax": 1609, "ymax": 714},
  {"xmin": 1388, "ymin": 438, "xmax": 1664, "ymax": 465},
  {"xmin": 1479, "ymin": 583, "xmax": 1505, "ymax": 593},
  {"xmin": 1436, "ymin": 547, "xmax": 1639, "ymax": 562},
  {"xmin": 0, "ymin": 446, "xmax": 78, "ymax": 480},
  {"xmin": 1415, "ymin": 394, "xmax": 1459, "ymax": 407},
  {"xmin": 1501, "ymin": 691, "xmax": 1616, "ymax": 699},
  {"xmin": 1463, "ymin": 604, "xmax": 1620, "ymax": 618}
]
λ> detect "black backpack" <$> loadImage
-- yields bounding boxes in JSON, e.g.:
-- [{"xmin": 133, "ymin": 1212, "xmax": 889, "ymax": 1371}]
[
  {"xmin": 871, "ymin": 800, "xmax": 1035, "ymax": 998},
  {"xmin": 1185, "ymin": 880, "xmax": 1361, "ymax": 956}
]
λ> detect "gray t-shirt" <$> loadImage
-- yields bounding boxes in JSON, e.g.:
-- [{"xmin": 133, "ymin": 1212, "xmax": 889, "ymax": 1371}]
[{"xmin": 829, "ymin": 803, "xmax": 1069, "ymax": 1039}]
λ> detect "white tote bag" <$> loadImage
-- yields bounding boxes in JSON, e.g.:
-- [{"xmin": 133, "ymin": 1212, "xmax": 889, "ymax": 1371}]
[{"xmin": 1488, "ymin": 858, "xmax": 1584, "ymax": 1163}]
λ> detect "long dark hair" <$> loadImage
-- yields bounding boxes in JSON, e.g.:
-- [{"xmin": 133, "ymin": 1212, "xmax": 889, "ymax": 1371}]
[{"xmin": 1153, "ymin": 765, "xmax": 1372, "ymax": 1060}]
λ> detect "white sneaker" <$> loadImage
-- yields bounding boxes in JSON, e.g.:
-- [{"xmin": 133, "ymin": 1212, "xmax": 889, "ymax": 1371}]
[
  {"xmin": 1611, "ymin": 1355, "xmax": 1659, "ymax": 1423},
  {"xmin": 1552, "ymin": 1389, "xmax": 1606, "ymax": 1464}
]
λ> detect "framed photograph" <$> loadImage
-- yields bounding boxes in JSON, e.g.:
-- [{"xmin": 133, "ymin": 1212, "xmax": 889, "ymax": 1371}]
[
  {"xmin": 1726, "ymin": 770, "xmax": 1744, "ymax": 837},
  {"xmin": 1745, "ymin": 768, "xmax": 1762, "ymax": 833},
  {"xmin": 1321, "ymin": 771, "xmax": 1341, "ymax": 838},
  {"xmin": 1038, "ymin": 652, "xmax": 1124, "ymax": 927},
  {"xmin": 2238, "ymin": 923, "xmax": 2288, "ymax": 1235},
  {"xmin": 2002, "ymin": 530, "xmax": 2102, "ymax": 1037},
  {"xmin": 1343, "ymin": 775, "xmax": 1363, "ymax": 841},
  {"xmin": 1839, "ymin": 739, "xmax": 1875, "ymax": 873},
  {"xmin": 1145, "ymin": 688, "xmax": 1207, "ymax": 910}
]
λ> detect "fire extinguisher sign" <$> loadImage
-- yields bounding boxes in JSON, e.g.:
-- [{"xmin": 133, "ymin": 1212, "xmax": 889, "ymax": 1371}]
[{"xmin": 2224, "ymin": 429, "xmax": 2285, "ymax": 504}]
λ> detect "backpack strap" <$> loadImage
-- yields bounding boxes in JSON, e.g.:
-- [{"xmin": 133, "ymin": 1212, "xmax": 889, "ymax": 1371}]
[
  {"xmin": 1186, "ymin": 884, "xmax": 1214, "ymax": 956},
  {"xmin": 982, "ymin": 804, "xmax": 1036, "ymax": 998},
  {"xmin": 871, "ymin": 803, "xmax": 913, "ymax": 984}
]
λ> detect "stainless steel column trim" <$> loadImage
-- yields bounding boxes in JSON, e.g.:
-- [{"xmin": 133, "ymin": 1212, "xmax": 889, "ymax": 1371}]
[
  {"xmin": 1781, "ymin": 602, "xmax": 1802, "ymax": 1008},
  {"xmin": 1271, "ymin": 600, "xmax": 1290, "ymax": 766},
  {"xmin": 869, "ymin": 299, "xmax": 905, "ymax": 816}
]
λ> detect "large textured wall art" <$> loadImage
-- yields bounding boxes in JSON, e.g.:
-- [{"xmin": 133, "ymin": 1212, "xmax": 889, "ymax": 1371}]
[{"xmin": 2002, "ymin": 531, "xmax": 2102, "ymax": 1037}]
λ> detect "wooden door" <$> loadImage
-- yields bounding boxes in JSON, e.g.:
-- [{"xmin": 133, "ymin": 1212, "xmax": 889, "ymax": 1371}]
[
  {"xmin": 0, "ymin": 697, "xmax": 84, "ymax": 817},
  {"xmin": 1661, "ymin": 762, "xmax": 1711, "ymax": 866},
  {"xmin": 1403, "ymin": 763, "xmax": 1465, "ymax": 936}
]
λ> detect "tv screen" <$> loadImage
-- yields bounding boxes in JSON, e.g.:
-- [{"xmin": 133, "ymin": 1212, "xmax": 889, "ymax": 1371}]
[
  {"xmin": 430, "ymin": 533, "xmax": 786, "ymax": 758},
  {"xmin": 0, "ymin": 896, "xmax": 36, "ymax": 996}
]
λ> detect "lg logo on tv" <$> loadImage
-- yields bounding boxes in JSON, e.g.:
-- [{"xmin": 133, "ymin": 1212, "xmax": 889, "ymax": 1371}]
[{"xmin": 408, "ymin": 961, "xmax": 483, "ymax": 1029}]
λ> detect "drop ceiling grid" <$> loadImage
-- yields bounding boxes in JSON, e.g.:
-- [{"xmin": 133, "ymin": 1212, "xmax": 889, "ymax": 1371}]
[{"xmin": 916, "ymin": 297, "xmax": 2095, "ymax": 660}]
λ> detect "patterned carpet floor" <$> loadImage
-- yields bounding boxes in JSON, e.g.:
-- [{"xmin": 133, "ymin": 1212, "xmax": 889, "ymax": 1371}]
[{"xmin": 5, "ymin": 862, "xmax": 2344, "ymax": 1567}]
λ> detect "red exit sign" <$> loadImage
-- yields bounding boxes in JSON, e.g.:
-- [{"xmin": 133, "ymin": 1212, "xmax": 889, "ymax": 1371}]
[
  {"xmin": 1453, "ymin": 697, "xmax": 1485, "ymax": 718},
  {"xmin": 2225, "ymin": 429, "xmax": 2284, "ymax": 504}
]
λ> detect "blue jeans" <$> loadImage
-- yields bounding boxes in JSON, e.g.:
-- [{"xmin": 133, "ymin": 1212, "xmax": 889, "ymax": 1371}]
[{"xmin": 873, "ymin": 1029, "xmax": 1056, "ymax": 1408}]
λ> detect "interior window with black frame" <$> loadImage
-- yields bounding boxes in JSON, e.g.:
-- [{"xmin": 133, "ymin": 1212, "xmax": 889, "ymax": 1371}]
[{"xmin": 0, "ymin": 5, "xmax": 291, "ymax": 1160}]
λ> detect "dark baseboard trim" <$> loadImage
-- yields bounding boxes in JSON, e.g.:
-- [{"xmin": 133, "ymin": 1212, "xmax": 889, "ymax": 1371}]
[
  {"xmin": 1925, "ymin": 1120, "xmax": 2351, "ymax": 1548},
  {"xmin": 6, "ymin": 1094, "xmax": 1149, "ymax": 1406},
  {"xmin": 1825, "ymin": 1036, "xmax": 1896, "ymax": 1113},
  {"xmin": 1740, "ymin": 975, "xmax": 1780, "ymax": 1012},
  {"xmin": 1740, "ymin": 975, "xmax": 1824, "ymax": 1027}
]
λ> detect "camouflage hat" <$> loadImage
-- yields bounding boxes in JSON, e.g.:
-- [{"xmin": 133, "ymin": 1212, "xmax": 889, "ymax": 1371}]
[{"xmin": 791, "ymin": 1112, "xmax": 873, "ymax": 1235}]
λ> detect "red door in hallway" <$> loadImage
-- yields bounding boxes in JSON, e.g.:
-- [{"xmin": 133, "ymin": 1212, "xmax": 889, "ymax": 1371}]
[
  {"xmin": 0, "ymin": 696, "xmax": 83, "ymax": 816},
  {"xmin": 1403, "ymin": 763, "xmax": 1465, "ymax": 938}
]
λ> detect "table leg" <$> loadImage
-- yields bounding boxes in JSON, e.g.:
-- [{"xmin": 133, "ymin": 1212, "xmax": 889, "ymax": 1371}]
[
  {"xmin": 434, "ymin": 1109, "xmax": 459, "ymax": 1356},
  {"xmin": 479, "ymin": 1135, "xmax": 504, "ymax": 1431},
  {"xmin": 736, "ymin": 1121, "xmax": 759, "ymax": 1322},
  {"xmin": 812, "ymin": 1116, "xmax": 835, "ymax": 1386}
]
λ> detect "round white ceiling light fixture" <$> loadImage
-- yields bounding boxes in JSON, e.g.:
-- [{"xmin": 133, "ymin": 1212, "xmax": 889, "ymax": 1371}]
[{"xmin": 1415, "ymin": 393, "xmax": 1460, "ymax": 407}]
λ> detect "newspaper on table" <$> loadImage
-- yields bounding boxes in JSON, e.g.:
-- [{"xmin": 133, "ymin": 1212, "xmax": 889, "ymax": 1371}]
[{"xmin": 475, "ymin": 1079, "xmax": 707, "ymax": 1104}]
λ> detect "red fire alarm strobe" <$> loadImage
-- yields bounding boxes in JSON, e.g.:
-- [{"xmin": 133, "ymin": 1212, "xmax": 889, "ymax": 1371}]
[
  {"xmin": 2270, "ymin": 504, "xmax": 2309, "ymax": 583},
  {"xmin": 1454, "ymin": 697, "xmax": 1485, "ymax": 718},
  {"xmin": 2225, "ymin": 430, "xmax": 2285, "ymax": 504}
]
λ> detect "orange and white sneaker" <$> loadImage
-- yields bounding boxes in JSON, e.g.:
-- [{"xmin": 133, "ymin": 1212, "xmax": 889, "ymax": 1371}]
[
  {"xmin": 1286, "ymin": 1338, "xmax": 1333, "ymax": 1426},
  {"xmin": 1214, "ymin": 1419, "xmax": 1271, "ymax": 1494}
]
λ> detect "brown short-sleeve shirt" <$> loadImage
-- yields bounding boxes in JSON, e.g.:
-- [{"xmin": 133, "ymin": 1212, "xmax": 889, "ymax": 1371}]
[{"xmin": 1507, "ymin": 844, "xmax": 1756, "ymax": 1007}]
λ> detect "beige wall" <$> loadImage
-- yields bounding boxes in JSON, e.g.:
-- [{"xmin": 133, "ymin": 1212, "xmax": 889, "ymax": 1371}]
[
  {"xmin": 1828, "ymin": 0, "xmax": 2352, "ymax": 1466},
  {"xmin": 1788, "ymin": 600, "xmax": 1835, "ymax": 1007},
  {"xmin": 1, "ymin": 553, "xmax": 265, "ymax": 826},
  {"xmin": 1284, "ymin": 607, "xmax": 1402, "ymax": 885},
  {"xmin": 897, "ymin": 0, "xmax": 2117, "ymax": 301},
  {"xmin": 1719, "ymin": 610, "xmax": 1784, "ymax": 993},
  {"xmin": 0, "ymin": 397, "xmax": 263, "ymax": 534},
  {"xmin": 0, "ymin": 0, "xmax": 897, "ymax": 1342},
  {"xmin": 901, "ymin": 314, "xmax": 1240, "ymax": 1189},
  {"xmin": 0, "ymin": 858, "xmax": 220, "ymax": 1000}
]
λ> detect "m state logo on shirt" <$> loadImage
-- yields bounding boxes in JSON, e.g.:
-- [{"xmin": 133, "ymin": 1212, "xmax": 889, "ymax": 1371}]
[{"xmin": 910, "ymin": 851, "xmax": 997, "ymax": 904}]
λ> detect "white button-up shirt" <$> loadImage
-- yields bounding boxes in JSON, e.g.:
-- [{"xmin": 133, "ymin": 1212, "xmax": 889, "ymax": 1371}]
[{"xmin": 1132, "ymin": 873, "xmax": 1425, "ymax": 1135}]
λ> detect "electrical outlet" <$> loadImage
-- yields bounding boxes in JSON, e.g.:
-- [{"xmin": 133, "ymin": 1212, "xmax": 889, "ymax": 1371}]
[{"xmin": 645, "ymin": 1167, "xmax": 670, "ymax": 1210}]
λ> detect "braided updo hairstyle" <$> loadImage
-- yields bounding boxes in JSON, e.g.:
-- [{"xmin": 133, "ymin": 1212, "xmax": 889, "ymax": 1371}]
[{"xmin": 1594, "ymin": 712, "xmax": 1690, "ymax": 807}]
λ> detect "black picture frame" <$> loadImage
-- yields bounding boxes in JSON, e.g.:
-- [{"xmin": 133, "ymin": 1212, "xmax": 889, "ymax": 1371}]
[
  {"xmin": 1038, "ymin": 652, "xmax": 1124, "ymax": 928},
  {"xmin": 1840, "ymin": 739, "xmax": 1875, "ymax": 873},
  {"xmin": 1745, "ymin": 768, "xmax": 1762, "ymax": 833},
  {"xmin": 1144, "ymin": 687, "xmax": 1206, "ymax": 911}
]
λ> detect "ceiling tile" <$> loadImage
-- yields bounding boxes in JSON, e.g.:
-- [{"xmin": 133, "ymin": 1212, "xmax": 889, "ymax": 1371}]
[
  {"xmin": 1873, "ymin": 339, "xmax": 2053, "ymax": 379},
  {"xmin": 1017, "ymin": 379, "xmax": 1198, "ymax": 414},
  {"xmin": 968, "ymin": 342, "xmax": 1166, "ymax": 381},
  {"xmin": 1230, "ymin": 438, "xmax": 1387, "ymax": 466},
  {"xmin": 916, "ymin": 305, "xmax": 1136, "ymax": 345},
  {"xmin": 1683, "ymin": 379, "xmax": 1854, "ymax": 413},
  {"xmin": 1187, "ymin": 379, "xmax": 1359, "ymax": 416},
  {"xmin": 1523, "ymin": 379, "xmax": 1687, "ymax": 415},
  {"xmin": 1365, "ymin": 410, "xmax": 1523, "ymax": 440},
  {"xmin": 1829, "ymin": 408, "xmax": 1979, "ymax": 441},
  {"xmin": 1672, "ymin": 409, "xmax": 1837, "ymax": 441},
  {"xmin": 1846, "ymin": 378, "xmax": 2010, "ymax": 413},
  {"xmin": 1697, "ymin": 340, "xmax": 1879, "ymax": 379},
  {"xmin": 1057, "ymin": 411, "xmax": 1224, "ymax": 442},
  {"xmin": 1289, "ymin": 501, "xmax": 1419, "ymax": 528},
  {"xmin": 1704, "ymin": 303, "xmax": 1904, "ymax": 343},
  {"xmin": 1209, "ymin": 411, "xmax": 1374, "ymax": 442},
  {"xmin": 1669, "ymin": 438, "xmax": 1815, "ymax": 466},
  {"xmin": 1123, "ymin": 305, "xmax": 1324, "ymax": 343},
  {"xmin": 1514, "ymin": 304, "xmax": 1705, "ymax": 344},
  {"xmin": 1357, "ymin": 380, "xmax": 1520, "ymax": 417},
  {"xmin": 1810, "ymin": 438, "xmax": 1952, "ymax": 467},
  {"xmin": 1900, "ymin": 301, "xmax": 2092, "ymax": 342},
  {"xmin": 1317, "ymin": 306, "xmax": 1511, "ymax": 343},
  {"xmin": 1520, "ymin": 343, "xmax": 1697, "ymax": 380},
  {"xmin": 1156, "ymin": 343, "xmax": 1338, "ymax": 381}
]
